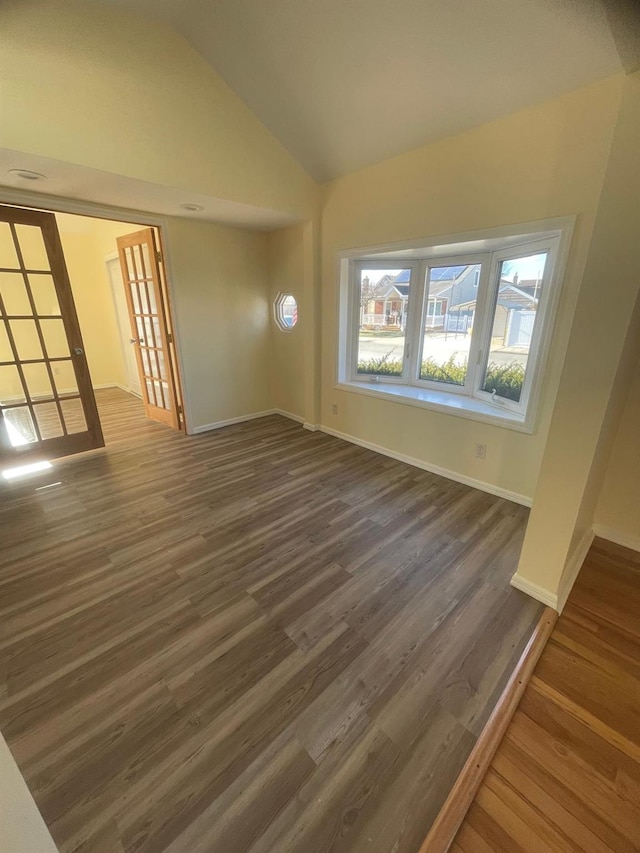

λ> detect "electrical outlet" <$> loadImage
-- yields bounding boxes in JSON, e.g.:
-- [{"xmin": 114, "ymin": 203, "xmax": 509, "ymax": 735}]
[
  {"xmin": 475, "ymin": 443, "xmax": 487, "ymax": 459},
  {"xmin": 331, "ymin": 403, "xmax": 338, "ymax": 415}
]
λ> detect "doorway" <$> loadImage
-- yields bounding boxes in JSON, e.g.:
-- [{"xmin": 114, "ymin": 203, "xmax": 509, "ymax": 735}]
[{"xmin": 0, "ymin": 204, "xmax": 184, "ymax": 470}]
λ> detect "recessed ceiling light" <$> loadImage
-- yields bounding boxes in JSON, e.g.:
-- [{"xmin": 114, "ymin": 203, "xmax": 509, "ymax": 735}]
[
  {"xmin": 180, "ymin": 203, "xmax": 204, "ymax": 212},
  {"xmin": 8, "ymin": 169, "xmax": 47, "ymax": 181}
]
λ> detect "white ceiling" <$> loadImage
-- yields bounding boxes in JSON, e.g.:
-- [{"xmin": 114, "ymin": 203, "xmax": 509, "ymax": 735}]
[{"xmin": 98, "ymin": 0, "xmax": 623, "ymax": 181}]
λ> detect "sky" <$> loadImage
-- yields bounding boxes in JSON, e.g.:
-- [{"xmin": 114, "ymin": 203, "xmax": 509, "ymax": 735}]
[{"xmin": 361, "ymin": 252, "xmax": 548, "ymax": 287}]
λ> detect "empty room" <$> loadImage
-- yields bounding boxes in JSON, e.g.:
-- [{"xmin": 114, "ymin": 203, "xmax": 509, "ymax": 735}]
[{"xmin": 1, "ymin": 1, "xmax": 639, "ymax": 852}]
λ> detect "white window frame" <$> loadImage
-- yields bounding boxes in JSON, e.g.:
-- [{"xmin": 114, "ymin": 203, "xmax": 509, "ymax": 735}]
[
  {"xmin": 337, "ymin": 218, "xmax": 574, "ymax": 433},
  {"xmin": 273, "ymin": 291, "xmax": 298, "ymax": 332},
  {"xmin": 349, "ymin": 260, "xmax": 421, "ymax": 385}
]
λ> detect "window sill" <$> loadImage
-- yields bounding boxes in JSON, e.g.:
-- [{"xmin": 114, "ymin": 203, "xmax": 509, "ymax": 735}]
[{"xmin": 335, "ymin": 380, "xmax": 533, "ymax": 433}]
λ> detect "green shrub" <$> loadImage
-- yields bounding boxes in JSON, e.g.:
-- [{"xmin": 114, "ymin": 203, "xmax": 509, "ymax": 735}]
[
  {"xmin": 356, "ymin": 352, "xmax": 403, "ymax": 375},
  {"xmin": 356, "ymin": 354, "xmax": 525, "ymax": 401},
  {"xmin": 420, "ymin": 356, "xmax": 466, "ymax": 385},
  {"xmin": 482, "ymin": 362, "xmax": 525, "ymax": 402}
]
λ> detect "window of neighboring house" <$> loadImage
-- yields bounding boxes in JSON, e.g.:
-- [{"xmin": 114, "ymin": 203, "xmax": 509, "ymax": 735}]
[
  {"xmin": 338, "ymin": 221, "xmax": 573, "ymax": 431},
  {"xmin": 274, "ymin": 293, "xmax": 298, "ymax": 330}
]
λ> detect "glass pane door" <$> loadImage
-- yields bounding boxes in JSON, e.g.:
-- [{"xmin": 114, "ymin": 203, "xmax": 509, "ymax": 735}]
[
  {"xmin": 0, "ymin": 207, "xmax": 103, "ymax": 467},
  {"xmin": 117, "ymin": 229, "xmax": 179, "ymax": 429}
]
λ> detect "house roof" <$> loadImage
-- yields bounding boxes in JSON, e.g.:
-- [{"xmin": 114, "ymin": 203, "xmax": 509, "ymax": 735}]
[
  {"xmin": 455, "ymin": 282, "xmax": 539, "ymax": 312},
  {"xmin": 371, "ymin": 282, "xmax": 409, "ymax": 300}
]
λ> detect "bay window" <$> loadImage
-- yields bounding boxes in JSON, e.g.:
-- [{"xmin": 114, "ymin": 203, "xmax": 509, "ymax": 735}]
[{"xmin": 338, "ymin": 220, "xmax": 573, "ymax": 431}]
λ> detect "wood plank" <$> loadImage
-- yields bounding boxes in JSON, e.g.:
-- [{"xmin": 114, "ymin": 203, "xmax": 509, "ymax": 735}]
[
  {"xmin": 451, "ymin": 537, "xmax": 640, "ymax": 852},
  {"xmin": 0, "ymin": 388, "xmax": 541, "ymax": 852}
]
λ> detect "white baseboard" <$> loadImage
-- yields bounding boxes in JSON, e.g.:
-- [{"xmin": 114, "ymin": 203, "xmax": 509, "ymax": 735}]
[
  {"xmin": 557, "ymin": 528, "xmax": 595, "ymax": 612},
  {"xmin": 93, "ymin": 382, "xmax": 138, "ymax": 396},
  {"xmin": 511, "ymin": 527, "xmax": 595, "ymax": 613},
  {"xmin": 510, "ymin": 574, "xmax": 558, "ymax": 609},
  {"xmin": 303, "ymin": 423, "xmax": 320, "ymax": 432},
  {"xmin": 191, "ymin": 409, "xmax": 278, "ymax": 435},
  {"xmin": 318, "ymin": 425, "xmax": 532, "ymax": 507},
  {"xmin": 592, "ymin": 524, "xmax": 640, "ymax": 554},
  {"xmin": 190, "ymin": 407, "xmax": 308, "ymax": 435},
  {"xmin": 272, "ymin": 408, "xmax": 305, "ymax": 424}
]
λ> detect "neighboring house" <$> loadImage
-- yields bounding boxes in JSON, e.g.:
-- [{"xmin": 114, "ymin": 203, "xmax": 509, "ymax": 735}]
[
  {"xmin": 361, "ymin": 264, "xmax": 480, "ymax": 332},
  {"xmin": 361, "ymin": 275, "xmax": 409, "ymax": 329},
  {"xmin": 362, "ymin": 264, "xmax": 540, "ymax": 346},
  {"xmin": 455, "ymin": 277, "xmax": 541, "ymax": 347}
]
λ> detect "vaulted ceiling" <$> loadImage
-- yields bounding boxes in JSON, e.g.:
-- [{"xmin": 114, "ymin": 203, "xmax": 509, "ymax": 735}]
[{"xmin": 86, "ymin": 1, "xmax": 627, "ymax": 181}]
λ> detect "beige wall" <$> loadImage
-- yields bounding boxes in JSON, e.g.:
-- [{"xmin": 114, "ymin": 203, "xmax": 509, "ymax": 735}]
[
  {"xmin": 0, "ymin": 0, "xmax": 317, "ymax": 220},
  {"xmin": 267, "ymin": 225, "xmax": 306, "ymax": 420},
  {"xmin": 516, "ymin": 70, "xmax": 640, "ymax": 602},
  {"xmin": 55, "ymin": 213, "xmax": 130, "ymax": 391},
  {"xmin": 320, "ymin": 75, "xmax": 623, "ymax": 502},
  {"xmin": 163, "ymin": 218, "xmax": 270, "ymax": 431},
  {"xmin": 595, "ymin": 355, "xmax": 640, "ymax": 549}
]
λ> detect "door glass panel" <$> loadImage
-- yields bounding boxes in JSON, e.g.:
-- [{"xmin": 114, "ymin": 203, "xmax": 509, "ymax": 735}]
[
  {"xmin": 3, "ymin": 406, "xmax": 37, "ymax": 445},
  {"xmin": 30, "ymin": 275, "xmax": 61, "ymax": 316},
  {"xmin": 356, "ymin": 268, "xmax": 409, "ymax": 377},
  {"xmin": 40, "ymin": 319, "xmax": 70, "ymax": 359},
  {"xmin": 140, "ymin": 348, "xmax": 151, "ymax": 377},
  {"xmin": 0, "ymin": 324, "xmax": 13, "ymax": 362},
  {"xmin": 132, "ymin": 245, "xmax": 143, "ymax": 278},
  {"xmin": 14, "ymin": 225, "xmax": 50, "ymax": 270},
  {"xmin": 22, "ymin": 362, "xmax": 53, "ymax": 400},
  {"xmin": 481, "ymin": 252, "xmax": 548, "ymax": 404},
  {"xmin": 141, "ymin": 242, "xmax": 152, "ymax": 278},
  {"xmin": 136, "ymin": 316, "xmax": 145, "ymax": 343},
  {"xmin": 419, "ymin": 264, "xmax": 479, "ymax": 386},
  {"xmin": 139, "ymin": 282, "xmax": 150, "ymax": 314},
  {"xmin": 152, "ymin": 317, "xmax": 162, "ymax": 344},
  {"xmin": 34, "ymin": 402, "xmax": 64, "ymax": 439},
  {"xmin": 130, "ymin": 282, "xmax": 141, "ymax": 314},
  {"xmin": 147, "ymin": 282, "xmax": 158, "ymax": 314},
  {"xmin": 0, "ymin": 224, "xmax": 19, "ymax": 269},
  {"xmin": 0, "ymin": 364, "xmax": 24, "ymax": 403},
  {"xmin": 162, "ymin": 383, "xmax": 171, "ymax": 410},
  {"xmin": 10, "ymin": 320, "xmax": 43, "ymax": 360},
  {"xmin": 154, "ymin": 381, "xmax": 165, "ymax": 408},
  {"xmin": 0, "ymin": 272, "xmax": 31, "ymax": 316},
  {"xmin": 157, "ymin": 350, "xmax": 167, "ymax": 380},
  {"xmin": 60, "ymin": 398, "xmax": 87, "ymax": 434},
  {"xmin": 145, "ymin": 379, "xmax": 155, "ymax": 404},
  {"xmin": 53, "ymin": 360, "xmax": 78, "ymax": 396},
  {"xmin": 149, "ymin": 352, "xmax": 160, "ymax": 379},
  {"xmin": 124, "ymin": 248, "xmax": 135, "ymax": 281},
  {"xmin": 143, "ymin": 317, "xmax": 155, "ymax": 346}
]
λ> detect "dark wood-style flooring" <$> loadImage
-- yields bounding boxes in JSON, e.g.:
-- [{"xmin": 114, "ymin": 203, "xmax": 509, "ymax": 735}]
[
  {"xmin": 0, "ymin": 388, "xmax": 542, "ymax": 853},
  {"xmin": 453, "ymin": 537, "xmax": 640, "ymax": 852}
]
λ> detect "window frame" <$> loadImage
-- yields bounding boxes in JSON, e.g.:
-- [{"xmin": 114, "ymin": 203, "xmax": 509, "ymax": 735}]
[
  {"xmin": 273, "ymin": 291, "xmax": 298, "ymax": 332},
  {"xmin": 338, "ymin": 219, "xmax": 574, "ymax": 433},
  {"xmin": 413, "ymin": 253, "xmax": 490, "ymax": 398},
  {"xmin": 471, "ymin": 237, "xmax": 558, "ymax": 416},
  {"xmin": 349, "ymin": 260, "xmax": 421, "ymax": 386}
]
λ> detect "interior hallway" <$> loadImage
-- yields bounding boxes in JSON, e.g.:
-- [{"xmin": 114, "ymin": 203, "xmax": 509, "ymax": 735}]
[{"xmin": 0, "ymin": 388, "xmax": 542, "ymax": 853}]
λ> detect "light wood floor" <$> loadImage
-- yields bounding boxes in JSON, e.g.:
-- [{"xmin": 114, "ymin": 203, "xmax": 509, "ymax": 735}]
[
  {"xmin": 452, "ymin": 537, "xmax": 640, "ymax": 852},
  {"xmin": 0, "ymin": 388, "xmax": 542, "ymax": 853}
]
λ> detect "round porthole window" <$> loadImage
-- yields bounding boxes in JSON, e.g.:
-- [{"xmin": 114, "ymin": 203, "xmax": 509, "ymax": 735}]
[{"xmin": 274, "ymin": 292, "xmax": 298, "ymax": 330}]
